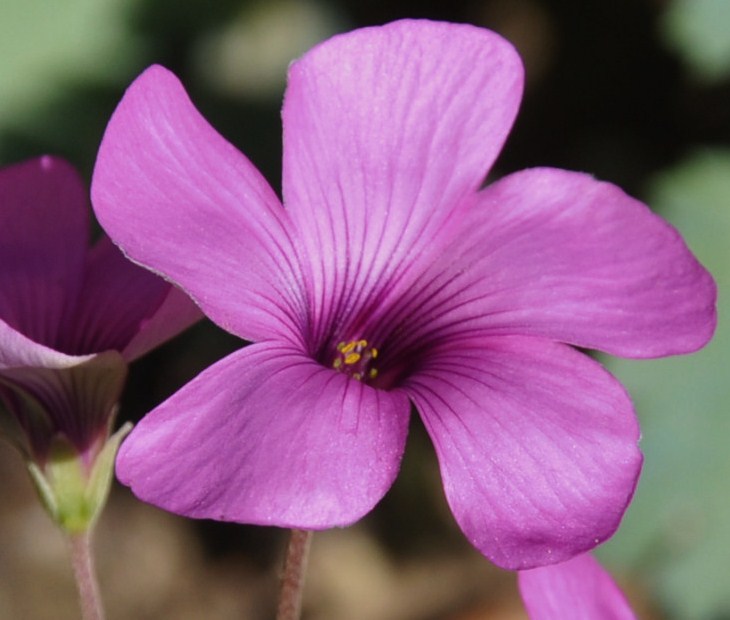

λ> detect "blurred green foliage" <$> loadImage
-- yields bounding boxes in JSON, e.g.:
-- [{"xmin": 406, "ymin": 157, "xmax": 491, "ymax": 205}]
[
  {"xmin": 601, "ymin": 150, "xmax": 730, "ymax": 620},
  {"xmin": 0, "ymin": 0, "xmax": 146, "ymax": 172},
  {"xmin": 0, "ymin": 0, "xmax": 143, "ymax": 122},
  {"xmin": 662, "ymin": 0, "xmax": 730, "ymax": 82}
]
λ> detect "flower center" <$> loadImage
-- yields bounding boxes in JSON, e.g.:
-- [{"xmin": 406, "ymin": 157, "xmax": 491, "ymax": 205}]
[{"xmin": 332, "ymin": 339, "xmax": 379, "ymax": 382}]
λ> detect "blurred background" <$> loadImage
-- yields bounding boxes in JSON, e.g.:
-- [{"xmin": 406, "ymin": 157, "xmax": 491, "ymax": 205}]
[{"xmin": 1, "ymin": 0, "xmax": 729, "ymax": 618}]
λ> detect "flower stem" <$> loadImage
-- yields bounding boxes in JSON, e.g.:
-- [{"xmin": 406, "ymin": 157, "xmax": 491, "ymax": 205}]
[
  {"xmin": 67, "ymin": 530, "xmax": 106, "ymax": 620},
  {"xmin": 276, "ymin": 529, "xmax": 313, "ymax": 620}
]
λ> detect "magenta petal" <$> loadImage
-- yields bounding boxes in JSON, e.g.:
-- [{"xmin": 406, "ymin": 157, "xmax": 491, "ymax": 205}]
[
  {"xmin": 0, "ymin": 319, "xmax": 89, "ymax": 370},
  {"xmin": 0, "ymin": 350, "xmax": 127, "ymax": 459},
  {"xmin": 121, "ymin": 284, "xmax": 203, "ymax": 362},
  {"xmin": 92, "ymin": 65, "xmax": 305, "ymax": 344},
  {"xmin": 282, "ymin": 20, "xmax": 523, "ymax": 339},
  {"xmin": 518, "ymin": 553, "xmax": 636, "ymax": 620},
  {"xmin": 0, "ymin": 157, "xmax": 87, "ymax": 348},
  {"xmin": 54, "ymin": 236, "xmax": 201, "ymax": 358},
  {"xmin": 433, "ymin": 168, "xmax": 716, "ymax": 358},
  {"xmin": 403, "ymin": 336, "xmax": 641, "ymax": 569},
  {"xmin": 56, "ymin": 236, "xmax": 199, "ymax": 356},
  {"xmin": 116, "ymin": 342, "xmax": 411, "ymax": 527}
]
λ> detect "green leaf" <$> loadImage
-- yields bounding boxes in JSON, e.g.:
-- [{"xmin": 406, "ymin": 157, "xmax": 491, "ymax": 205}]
[
  {"xmin": 661, "ymin": 0, "xmax": 730, "ymax": 82},
  {"xmin": 0, "ymin": 0, "xmax": 144, "ymax": 127}
]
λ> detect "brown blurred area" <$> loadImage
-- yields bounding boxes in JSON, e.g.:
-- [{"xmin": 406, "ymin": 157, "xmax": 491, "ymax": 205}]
[
  {"xmin": 0, "ymin": 438, "xmax": 523, "ymax": 620},
  {"xmin": 0, "ymin": 437, "xmax": 661, "ymax": 620}
]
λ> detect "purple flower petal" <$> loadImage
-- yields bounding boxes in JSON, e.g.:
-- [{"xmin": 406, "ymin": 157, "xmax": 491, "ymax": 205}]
[
  {"xmin": 403, "ymin": 336, "xmax": 641, "ymax": 570},
  {"xmin": 116, "ymin": 342, "xmax": 411, "ymax": 527},
  {"xmin": 518, "ymin": 553, "xmax": 636, "ymax": 619},
  {"xmin": 408, "ymin": 168, "xmax": 715, "ymax": 359},
  {"xmin": 0, "ymin": 320, "xmax": 88, "ymax": 369},
  {"xmin": 91, "ymin": 66, "xmax": 306, "ymax": 345},
  {"xmin": 0, "ymin": 157, "xmax": 87, "ymax": 349},
  {"xmin": 0, "ymin": 350, "xmax": 127, "ymax": 460},
  {"xmin": 281, "ymin": 20, "xmax": 523, "ymax": 342},
  {"xmin": 55, "ymin": 235, "xmax": 201, "ymax": 358},
  {"xmin": 121, "ymin": 284, "xmax": 203, "ymax": 362}
]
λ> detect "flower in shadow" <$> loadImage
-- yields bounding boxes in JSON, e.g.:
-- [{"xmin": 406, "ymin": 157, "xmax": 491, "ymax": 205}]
[{"xmin": 0, "ymin": 156, "xmax": 201, "ymax": 531}]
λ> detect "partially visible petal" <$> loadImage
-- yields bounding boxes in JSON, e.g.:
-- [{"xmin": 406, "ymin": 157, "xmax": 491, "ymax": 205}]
[
  {"xmin": 282, "ymin": 20, "xmax": 523, "ymax": 343},
  {"xmin": 92, "ymin": 65, "xmax": 305, "ymax": 345},
  {"xmin": 404, "ymin": 336, "xmax": 641, "ymax": 569},
  {"xmin": 0, "ymin": 350, "xmax": 127, "ymax": 459},
  {"xmin": 518, "ymin": 553, "xmax": 636, "ymax": 620},
  {"xmin": 116, "ymin": 342, "xmax": 411, "ymax": 527},
  {"xmin": 0, "ymin": 378, "xmax": 50, "ymax": 459},
  {"xmin": 0, "ymin": 319, "xmax": 92, "ymax": 370},
  {"xmin": 56, "ymin": 235, "xmax": 201, "ymax": 357},
  {"xmin": 401, "ymin": 168, "xmax": 715, "ymax": 359},
  {"xmin": 0, "ymin": 156, "xmax": 87, "ymax": 348},
  {"xmin": 121, "ymin": 285, "xmax": 203, "ymax": 362}
]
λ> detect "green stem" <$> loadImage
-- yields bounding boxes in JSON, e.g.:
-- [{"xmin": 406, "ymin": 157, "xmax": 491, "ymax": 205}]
[
  {"xmin": 67, "ymin": 530, "xmax": 106, "ymax": 620},
  {"xmin": 276, "ymin": 529, "xmax": 314, "ymax": 620}
]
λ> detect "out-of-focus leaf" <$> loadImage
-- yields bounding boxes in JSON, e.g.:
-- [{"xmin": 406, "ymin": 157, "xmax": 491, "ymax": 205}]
[
  {"xmin": 0, "ymin": 0, "xmax": 144, "ymax": 127},
  {"xmin": 600, "ymin": 149, "xmax": 730, "ymax": 620},
  {"xmin": 661, "ymin": 0, "xmax": 730, "ymax": 82},
  {"xmin": 193, "ymin": 0, "xmax": 345, "ymax": 100}
]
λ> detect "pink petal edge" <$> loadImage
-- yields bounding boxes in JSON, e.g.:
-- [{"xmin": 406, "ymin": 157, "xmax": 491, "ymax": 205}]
[
  {"xmin": 518, "ymin": 553, "xmax": 636, "ymax": 620},
  {"xmin": 0, "ymin": 318, "xmax": 94, "ymax": 370}
]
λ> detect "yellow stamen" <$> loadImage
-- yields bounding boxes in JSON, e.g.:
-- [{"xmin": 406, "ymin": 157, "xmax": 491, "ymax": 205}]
[
  {"xmin": 344, "ymin": 352, "xmax": 361, "ymax": 365},
  {"xmin": 332, "ymin": 338, "xmax": 379, "ymax": 382}
]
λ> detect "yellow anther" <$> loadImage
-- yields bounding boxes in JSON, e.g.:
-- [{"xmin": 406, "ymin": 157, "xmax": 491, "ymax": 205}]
[
  {"xmin": 332, "ymin": 338, "xmax": 379, "ymax": 382},
  {"xmin": 344, "ymin": 352, "xmax": 361, "ymax": 365}
]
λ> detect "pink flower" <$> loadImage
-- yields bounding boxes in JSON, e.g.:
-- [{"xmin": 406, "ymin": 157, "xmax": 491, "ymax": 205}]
[
  {"xmin": 518, "ymin": 553, "xmax": 636, "ymax": 619},
  {"xmin": 92, "ymin": 20, "xmax": 715, "ymax": 569},
  {"xmin": 0, "ymin": 156, "xmax": 200, "ymax": 473}
]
